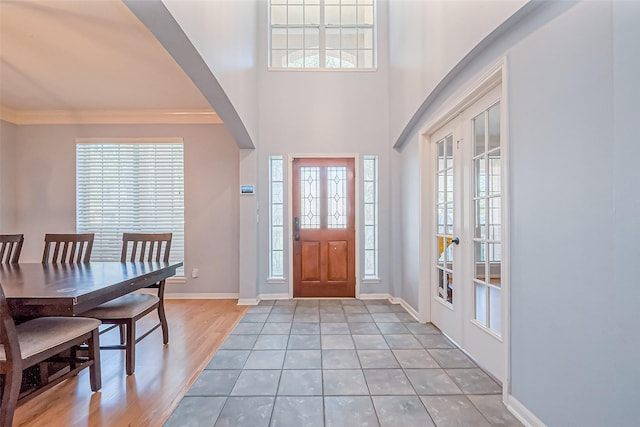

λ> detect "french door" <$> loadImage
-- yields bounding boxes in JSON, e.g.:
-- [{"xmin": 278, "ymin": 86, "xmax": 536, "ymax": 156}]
[
  {"xmin": 292, "ymin": 158, "xmax": 356, "ymax": 297},
  {"xmin": 430, "ymin": 85, "xmax": 505, "ymax": 381}
]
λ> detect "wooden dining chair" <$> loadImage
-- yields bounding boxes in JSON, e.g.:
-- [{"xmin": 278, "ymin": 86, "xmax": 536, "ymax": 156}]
[
  {"xmin": 80, "ymin": 233, "xmax": 172, "ymax": 375},
  {"xmin": 42, "ymin": 233, "xmax": 94, "ymax": 263},
  {"xmin": 0, "ymin": 235, "xmax": 23, "ymax": 264},
  {"xmin": 0, "ymin": 283, "xmax": 102, "ymax": 427}
]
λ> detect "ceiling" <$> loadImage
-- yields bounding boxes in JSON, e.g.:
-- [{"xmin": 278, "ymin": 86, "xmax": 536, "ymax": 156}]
[{"xmin": 0, "ymin": 0, "xmax": 217, "ymax": 123}]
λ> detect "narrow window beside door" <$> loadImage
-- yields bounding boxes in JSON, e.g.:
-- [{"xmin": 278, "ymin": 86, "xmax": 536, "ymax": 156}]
[
  {"xmin": 363, "ymin": 155, "xmax": 378, "ymax": 279},
  {"xmin": 269, "ymin": 156, "xmax": 285, "ymax": 279}
]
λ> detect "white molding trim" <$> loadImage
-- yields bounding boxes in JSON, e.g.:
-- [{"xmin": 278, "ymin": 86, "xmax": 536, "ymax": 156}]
[
  {"xmin": 165, "ymin": 293, "xmax": 239, "ymax": 300},
  {"xmin": 0, "ymin": 106, "xmax": 18, "ymax": 123},
  {"xmin": 238, "ymin": 297, "xmax": 260, "ymax": 306},
  {"xmin": 238, "ymin": 293, "xmax": 291, "ymax": 306},
  {"xmin": 359, "ymin": 294, "xmax": 421, "ymax": 322},
  {"xmin": 390, "ymin": 297, "xmax": 420, "ymax": 322},
  {"xmin": 505, "ymin": 394, "xmax": 546, "ymax": 427},
  {"xmin": 259, "ymin": 293, "xmax": 290, "ymax": 301},
  {"xmin": 0, "ymin": 107, "xmax": 221, "ymax": 125},
  {"xmin": 421, "ymin": 58, "xmax": 505, "ymax": 138},
  {"xmin": 358, "ymin": 293, "xmax": 392, "ymax": 301}
]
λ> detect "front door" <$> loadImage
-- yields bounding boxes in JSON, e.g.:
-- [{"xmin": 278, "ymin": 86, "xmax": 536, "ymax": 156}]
[{"xmin": 292, "ymin": 158, "xmax": 355, "ymax": 297}]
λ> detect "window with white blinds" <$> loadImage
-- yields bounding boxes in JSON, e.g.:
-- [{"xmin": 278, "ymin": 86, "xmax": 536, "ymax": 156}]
[{"xmin": 76, "ymin": 141, "xmax": 184, "ymax": 275}]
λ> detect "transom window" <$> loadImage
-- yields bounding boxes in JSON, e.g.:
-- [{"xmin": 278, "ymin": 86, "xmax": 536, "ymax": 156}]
[{"xmin": 270, "ymin": 0, "xmax": 375, "ymax": 69}]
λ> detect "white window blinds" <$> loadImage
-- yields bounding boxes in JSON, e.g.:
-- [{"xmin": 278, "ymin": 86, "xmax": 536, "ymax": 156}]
[{"xmin": 76, "ymin": 141, "xmax": 184, "ymax": 274}]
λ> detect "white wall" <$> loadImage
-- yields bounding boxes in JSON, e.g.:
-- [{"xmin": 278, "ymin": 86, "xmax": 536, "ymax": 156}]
[
  {"xmin": 392, "ymin": 0, "xmax": 639, "ymax": 424},
  {"xmin": 162, "ymin": 0, "xmax": 259, "ymax": 146},
  {"xmin": 253, "ymin": 0, "xmax": 392, "ymax": 297},
  {"xmin": 0, "ymin": 120, "xmax": 17, "ymax": 231},
  {"xmin": 388, "ymin": 0, "xmax": 527, "ymax": 143},
  {"xmin": 11, "ymin": 123, "xmax": 240, "ymax": 296}
]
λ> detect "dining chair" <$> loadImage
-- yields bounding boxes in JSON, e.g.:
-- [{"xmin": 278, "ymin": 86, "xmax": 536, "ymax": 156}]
[
  {"xmin": 42, "ymin": 233, "xmax": 94, "ymax": 263},
  {"xmin": 80, "ymin": 233, "xmax": 172, "ymax": 375},
  {"xmin": 0, "ymin": 235, "xmax": 24, "ymax": 264},
  {"xmin": 0, "ymin": 283, "xmax": 102, "ymax": 427}
]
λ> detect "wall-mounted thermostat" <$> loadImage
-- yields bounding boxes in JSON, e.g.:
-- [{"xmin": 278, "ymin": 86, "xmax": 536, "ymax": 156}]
[{"xmin": 240, "ymin": 185, "xmax": 255, "ymax": 195}]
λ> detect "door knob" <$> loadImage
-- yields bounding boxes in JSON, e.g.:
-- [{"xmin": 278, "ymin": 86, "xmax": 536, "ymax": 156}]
[{"xmin": 451, "ymin": 237, "xmax": 460, "ymax": 245}]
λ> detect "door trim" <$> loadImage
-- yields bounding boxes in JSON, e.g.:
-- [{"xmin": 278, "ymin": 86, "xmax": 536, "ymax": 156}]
[
  {"xmin": 418, "ymin": 57, "xmax": 511, "ymax": 397},
  {"xmin": 287, "ymin": 153, "xmax": 360, "ymax": 299}
]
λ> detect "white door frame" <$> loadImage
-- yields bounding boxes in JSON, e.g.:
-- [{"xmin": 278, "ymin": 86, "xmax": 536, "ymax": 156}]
[{"xmin": 418, "ymin": 58, "xmax": 511, "ymax": 397}]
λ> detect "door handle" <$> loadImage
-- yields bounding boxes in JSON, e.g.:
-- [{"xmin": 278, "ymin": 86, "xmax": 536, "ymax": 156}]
[
  {"xmin": 294, "ymin": 217, "xmax": 300, "ymax": 241},
  {"xmin": 451, "ymin": 237, "xmax": 460, "ymax": 245}
]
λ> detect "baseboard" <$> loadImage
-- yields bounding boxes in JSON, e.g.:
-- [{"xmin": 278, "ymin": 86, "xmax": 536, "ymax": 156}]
[
  {"xmin": 359, "ymin": 293, "xmax": 393, "ymax": 300},
  {"xmin": 505, "ymin": 394, "xmax": 546, "ymax": 427},
  {"xmin": 165, "ymin": 293, "xmax": 239, "ymax": 299},
  {"xmin": 232, "ymin": 292, "xmax": 419, "ymax": 323},
  {"xmin": 390, "ymin": 297, "xmax": 420, "ymax": 321},
  {"xmin": 259, "ymin": 293, "xmax": 290, "ymax": 301}
]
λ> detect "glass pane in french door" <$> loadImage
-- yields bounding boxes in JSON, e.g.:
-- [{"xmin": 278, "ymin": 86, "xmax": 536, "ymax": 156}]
[
  {"xmin": 436, "ymin": 134, "xmax": 455, "ymax": 304},
  {"xmin": 472, "ymin": 103, "xmax": 502, "ymax": 335}
]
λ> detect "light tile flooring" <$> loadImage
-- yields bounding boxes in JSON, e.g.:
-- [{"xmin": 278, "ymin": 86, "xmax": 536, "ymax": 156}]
[{"xmin": 164, "ymin": 299, "xmax": 522, "ymax": 427}]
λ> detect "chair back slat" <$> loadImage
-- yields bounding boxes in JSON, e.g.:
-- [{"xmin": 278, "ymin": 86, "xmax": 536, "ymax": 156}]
[
  {"xmin": 0, "ymin": 234, "xmax": 24, "ymax": 264},
  {"xmin": 121, "ymin": 233, "xmax": 172, "ymax": 264},
  {"xmin": 42, "ymin": 233, "xmax": 94, "ymax": 263}
]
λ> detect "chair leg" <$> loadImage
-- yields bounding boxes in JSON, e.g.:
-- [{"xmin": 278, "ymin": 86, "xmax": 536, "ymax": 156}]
[
  {"xmin": 87, "ymin": 329, "xmax": 102, "ymax": 391},
  {"xmin": 0, "ymin": 362, "xmax": 22, "ymax": 427},
  {"xmin": 125, "ymin": 320, "xmax": 136, "ymax": 375},
  {"xmin": 118, "ymin": 324, "xmax": 125, "ymax": 345},
  {"xmin": 70, "ymin": 346, "xmax": 77, "ymax": 371},
  {"xmin": 158, "ymin": 302, "xmax": 169, "ymax": 345}
]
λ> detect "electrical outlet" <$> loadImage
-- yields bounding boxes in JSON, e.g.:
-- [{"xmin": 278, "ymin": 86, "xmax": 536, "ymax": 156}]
[{"xmin": 191, "ymin": 268, "xmax": 199, "ymax": 278}]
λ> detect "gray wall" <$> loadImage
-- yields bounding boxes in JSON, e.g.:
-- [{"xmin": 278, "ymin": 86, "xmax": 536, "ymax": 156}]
[
  {"xmin": 508, "ymin": 2, "xmax": 638, "ymax": 425},
  {"xmin": 253, "ymin": 0, "xmax": 393, "ymax": 297},
  {"xmin": 388, "ymin": 0, "xmax": 526, "ymax": 143},
  {"xmin": 8, "ymin": 123, "xmax": 240, "ymax": 296},
  {"xmin": 392, "ymin": 0, "xmax": 639, "ymax": 424},
  {"xmin": 162, "ymin": 0, "xmax": 259, "ymax": 146},
  {"xmin": 393, "ymin": 135, "xmax": 420, "ymax": 310},
  {"xmin": 0, "ymin": 120, "xmax": 17, "ymax": 231},
  {"xmin": 612, "ymin": 1, "xmax": 640, "ymax": 420}
]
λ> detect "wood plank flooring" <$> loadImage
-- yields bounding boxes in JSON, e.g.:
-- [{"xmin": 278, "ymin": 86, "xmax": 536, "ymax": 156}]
[{"xmin": 12, "ymin": 299, "xmax": 247, "ymax": 427}]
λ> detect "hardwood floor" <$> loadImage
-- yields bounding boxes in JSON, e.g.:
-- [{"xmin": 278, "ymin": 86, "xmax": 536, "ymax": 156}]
[{"xmin": 12, "ymin": 299, "xmax": 248, "ymax": 427}]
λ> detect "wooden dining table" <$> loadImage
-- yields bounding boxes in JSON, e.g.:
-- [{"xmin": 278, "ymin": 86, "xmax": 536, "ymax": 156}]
[{"xmin": 0, "ymin": 261, "xmax": 183, "ymax": 319}]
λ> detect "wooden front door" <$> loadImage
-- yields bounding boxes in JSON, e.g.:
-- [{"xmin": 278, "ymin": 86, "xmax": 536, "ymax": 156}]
[{"xmin": 292, "ymin": 158, "xmax": 355, "ymax": 297}]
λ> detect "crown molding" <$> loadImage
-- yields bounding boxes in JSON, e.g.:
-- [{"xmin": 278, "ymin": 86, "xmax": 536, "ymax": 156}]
[{"xmin": 0, "ymin": 106, "xmax": 222, "ymax": 125}]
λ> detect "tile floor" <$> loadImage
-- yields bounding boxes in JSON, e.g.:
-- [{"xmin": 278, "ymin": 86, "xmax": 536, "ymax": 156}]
[{"xmin": 164, "ymin": 299, "xmax": 522, "ymax": 427}]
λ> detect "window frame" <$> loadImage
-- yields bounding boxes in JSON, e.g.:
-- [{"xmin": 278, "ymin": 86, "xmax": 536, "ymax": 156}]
[
  {"xmin": 268, "ymin": 0, "xmax": 377, "ymax": 70},
  {"xmin": 75, "ymin": 138, "xmax": 185, "ymax": 277}
]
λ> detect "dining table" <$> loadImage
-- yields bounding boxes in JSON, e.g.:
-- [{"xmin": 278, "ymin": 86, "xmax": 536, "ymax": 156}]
[{"xmin": 0, "ymin": 261, "xmax": 183, "ymax": 319}]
